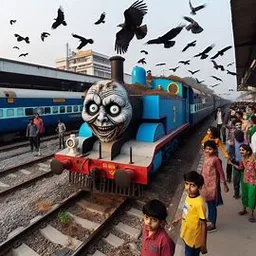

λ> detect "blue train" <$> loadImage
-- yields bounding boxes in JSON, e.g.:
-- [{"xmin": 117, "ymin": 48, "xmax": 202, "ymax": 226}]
[
  {"xmin": 50, "ymin": 56, "xmax": 228, "ymax": 196},
  {"xmin": 0, "ymin": 88, "xmax": 84, "ymax": 142}
]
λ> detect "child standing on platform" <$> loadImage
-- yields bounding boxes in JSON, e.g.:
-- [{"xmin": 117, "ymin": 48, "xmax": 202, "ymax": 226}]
[
  {"xmin": 172, "ymin": 171, "xmax": 207, "ymax": 256},
  {"xmin": 141, "ymin": 199, "xmax": 175, "ymax": 256},
  {"xmin": 201, "ymin": 140, "xmax": 229, "ymax": 232}
]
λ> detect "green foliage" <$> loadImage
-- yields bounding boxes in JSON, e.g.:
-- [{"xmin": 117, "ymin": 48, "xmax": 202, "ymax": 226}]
[{"xmin": 58, "ymin": 210, "xmax": 71, "ymax": 225}]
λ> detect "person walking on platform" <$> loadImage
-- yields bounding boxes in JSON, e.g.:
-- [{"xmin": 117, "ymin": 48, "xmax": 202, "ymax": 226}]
[
  {"xmin": 34, "ymin": 113, "xmax": 44, "ymax": 156},
  {"xmin": 201, "ymin": 140, "xmax": 229, "ymax": 232},
  {"xmin": 172, "ymin": 171, "xmax": 207, "ymax": 255},
  {"xmin": 214, "ymin": 107, "xmax": 226, "ymax": 143},
  {"xmin": 229, "ymin": 144, "xmax": 256, "ymax": 223},
  {"xmin": 26, "ymin": 118, "xmax": 38, "ymax": 154},
  {"xmin": 56, "ymin": 119, "xmax": 66, "ymax": 149},
  {"xmin": 141, "ymin": 199, "xmax": 175, "ymax": 256}
]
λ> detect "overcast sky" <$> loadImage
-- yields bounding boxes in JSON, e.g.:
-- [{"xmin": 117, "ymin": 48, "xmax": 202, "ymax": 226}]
[{"xmin": 0, "ymin": 0, "xmax": 240, "ymax": 99}]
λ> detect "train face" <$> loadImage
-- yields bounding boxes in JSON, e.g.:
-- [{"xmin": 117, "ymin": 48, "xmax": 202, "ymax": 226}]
[{"xmin": 51, "ymin": 56, "xmax": 226, "ymax": 197}]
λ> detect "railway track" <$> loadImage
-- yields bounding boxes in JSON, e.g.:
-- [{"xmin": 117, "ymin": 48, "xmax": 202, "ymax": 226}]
[
  {"xmin": 0, "ymin": 191, "xmax": 143, "ymax": 256},
  {"xmin": 0, "ymin": 154, "xmax": 54, "ymax": 197}
]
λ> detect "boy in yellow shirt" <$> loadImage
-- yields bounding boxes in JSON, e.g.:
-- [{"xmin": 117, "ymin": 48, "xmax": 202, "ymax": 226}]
[{"xmin": 173, "ymin": 171, "xmax": 207, "ymax": 255}]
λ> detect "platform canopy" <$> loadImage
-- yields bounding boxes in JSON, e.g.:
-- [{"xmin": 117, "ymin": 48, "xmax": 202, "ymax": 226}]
[{"xmin": 231, "ymin": 0, "xmax": 256, "ymax": 91}]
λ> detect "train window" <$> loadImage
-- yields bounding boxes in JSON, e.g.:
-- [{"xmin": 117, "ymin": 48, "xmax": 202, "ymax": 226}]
[
  {"xmin": 0, "ymin": 109, "xmax": 3, "ymax": 118},
  {"xmin": 52, "ymin": 106, "xmax": 58, "ymax": 114},
  {"xmin": 17, "ymin": 108, "xmax": 24, "ymax": 116},
  {"xmin": 44, "ymin": 107, "xmax": 51, "ymax": 114},
  {"xmin": 79, "ymin": 105, "xmax": 83, "ymax": 112},
  {"xmin": 73, "ymin": 105, "xmax": 78, "ymax": 112},
  {"xmin": 34, "ymin": 107, "xmax": 44, "ymax": 115},
  {"xmin": 60, "ymin": 106, "xmax": 65, "ymax": 113},
  {"xmin": 25, "ymin": 108, "xmax": 33, "ymax": 116},
  {"xmin": 67, "ymin": 106, "xmax": 72, "ymax": 113},
  {"xmin": 7, "ymin": 109, "xmax": 14, "ymax": 117}
]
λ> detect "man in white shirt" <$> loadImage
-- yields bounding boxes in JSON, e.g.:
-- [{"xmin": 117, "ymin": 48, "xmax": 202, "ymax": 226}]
[{"xmin": 215, "ymin": 108, "xmax": 226, "ymax": 143}]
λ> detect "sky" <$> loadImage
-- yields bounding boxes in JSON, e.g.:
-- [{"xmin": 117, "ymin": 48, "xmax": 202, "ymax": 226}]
[{"xmin": 0, "ymin": 0, "xmax": 240, "ymax": 99}]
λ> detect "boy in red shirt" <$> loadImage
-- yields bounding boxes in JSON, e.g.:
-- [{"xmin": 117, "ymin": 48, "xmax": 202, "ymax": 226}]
[{"xmin": 141, "ymin": 199, "xmax": 175, "ymax": 256}]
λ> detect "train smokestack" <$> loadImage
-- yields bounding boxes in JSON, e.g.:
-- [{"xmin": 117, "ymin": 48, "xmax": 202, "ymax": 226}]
[{"xmin": 110, "ymin": 56, "xmax": 125, "ymax": 83}]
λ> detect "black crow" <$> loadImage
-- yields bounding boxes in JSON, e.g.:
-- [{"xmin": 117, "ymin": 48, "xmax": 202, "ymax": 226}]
[
  {"xmin": 211, "ymin": 75, "xmax": 223, "ymax": 82},
  {"xmin": 52, "ymin": 7, "xmax": 67, "ymax": 29},
  {"xmin": 229, "ymin": 88, "xmax": 234, "ymax": 91},
  {"xmin": 211, "ymin": 83, "xmax": 220, "ymax": 88},
  {"xmin": 211, "ymin": 46, "xmax": 232, "ymax": 59},
  {"xmin": 19, "ymin": 53, "xmax": 29, "ymax": 57},
  {"xmin": 227, "ymin": 70, "xmax": 237, "ymax": 76},
  {"xmin": 182, "ymin": 40, "xmax": 196, "ymax": 52},
  {"xmin": 14, "ymin": 34, "xmax": 30, "ymax": 44},
  {"xmin": 137, "ymin": 57, "xmax": 146, "ymax": 64},
  {"xmin": 211, "ymin": 60, "xmax": 225, "ymax": 71},
  {"xmin": 72, "ymin": 34, "xmax": 94, "ymax": 50},
  {"xmin": 183, "ymin": 16, "xmax": 203, "ymax": 34},
  {"xmin": 140, "ymin": 49, "xmax": 148, "ymax": 54},
  {"xmin": 169, "ymin": 66, "xmax": 179, "ymax": 72},
  {"xmin": 194, "ymin": 44, "xmax": 214, "ymax": 59},
  {"xmin": 178, "ymin": 60, "xmax": 190, "ymax": 65},
  {"xmin": 41, "ymin": 32, "xmax": 50, "ymax": 41},
  {"xmin": 13, "ymin": 46, "xmax": 19, "ymax": 50},
  {"xmin": 195, "ymin": 78, "xmax": 204, "ymax": 84},
  {"xmin": 155, "ymin": 62, "xmax": 166, "ymax": 67},
  {"xmin": 227, "ymin": 62, "xmax": 234, "ymax": 67},
  {"xmin": 189, "ymin": 0, "xmax": 206, "ymax": 15},
  {"xmin": 115, "ymin": 0, "xmax": 147, "ymax": 54},
  {"xmin": 146, "ymin": 25, "xmax": 184, "ymax": 48},
  {"xmin": 95, "ymin": 12, "xmax": 106, "ymax": 25},
  {"xmin": 188, "ymin": 69, "xmax": 200, "ymax": 75},
  {"xmin": 10, "ymin": 20, "xmax": 16, "ymax": 25}
]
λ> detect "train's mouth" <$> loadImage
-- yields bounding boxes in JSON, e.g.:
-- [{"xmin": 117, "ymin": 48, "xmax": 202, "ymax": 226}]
[{"xmin": 91, "ymin": 124, "xmax": 117, "ymax": 139}]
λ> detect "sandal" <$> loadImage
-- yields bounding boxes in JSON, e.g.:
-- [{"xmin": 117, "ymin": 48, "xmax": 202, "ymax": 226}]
[
  {"xmin": 249, "ymin": 217, "xmax": 256, "ymax": 223},
  {"xmin": 238, "ymin": 210, "xmax": 247, "ymax": 216}
]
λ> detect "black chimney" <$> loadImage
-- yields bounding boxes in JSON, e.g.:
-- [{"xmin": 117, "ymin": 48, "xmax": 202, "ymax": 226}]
[{"xmin": 109, "ymin": 56, "xmax": 125, "ymax": 83}]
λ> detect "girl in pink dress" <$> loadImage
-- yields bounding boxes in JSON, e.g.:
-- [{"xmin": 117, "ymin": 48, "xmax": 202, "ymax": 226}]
[{"xmin": 201, "ymin": 140, "xmax": 229, "ymax": 232}]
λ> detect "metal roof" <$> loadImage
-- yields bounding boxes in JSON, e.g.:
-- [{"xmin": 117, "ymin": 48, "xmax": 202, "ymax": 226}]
[{"xmin": 231, "ymin": 0, "xmax": 256, "ymax": 90}]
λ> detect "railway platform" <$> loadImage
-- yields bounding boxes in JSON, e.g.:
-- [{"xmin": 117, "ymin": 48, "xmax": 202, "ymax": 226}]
[{"xmin": 174, "ymin": 153, "xmax": 255, "ymax": 256}]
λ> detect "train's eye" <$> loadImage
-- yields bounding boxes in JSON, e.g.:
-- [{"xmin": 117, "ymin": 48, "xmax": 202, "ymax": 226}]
[
  {"xmin": 88, "ymin": 103, "xmax": 99, "ymax": 115},
  {"xmin": 109, "ymin": 104, "xmax": 120, "ymax": 116}
]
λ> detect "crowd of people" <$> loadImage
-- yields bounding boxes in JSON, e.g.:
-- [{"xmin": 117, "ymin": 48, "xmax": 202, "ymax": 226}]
[
  {"xmin": 140, "ymin": 103, "xmax": 256, "ymax": 256},
  {"xmin": 26, "ymin": 114, "xmax": 66, "ymax": 156}
]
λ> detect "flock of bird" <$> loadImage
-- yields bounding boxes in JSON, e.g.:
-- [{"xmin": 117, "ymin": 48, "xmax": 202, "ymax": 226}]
[{"xmin": 9, "ymin": 0, "xmax": 236, "ymax": 90}]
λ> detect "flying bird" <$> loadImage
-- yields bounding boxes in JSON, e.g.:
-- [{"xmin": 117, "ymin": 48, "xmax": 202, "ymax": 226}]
[
  {"xmin": 178, "ymin": 60, "xmax": 190, "ymax": 65},
  {"xmin": 140, "ymin": 49, "xmax": 148, "ymax": 54},
  {"xmin": 169, "ymin": 66, "xmax": 179, "ymax": 72},
  {"xmin": 227, "ymin": 70, "xmax": 237, "ymax": 76},
  {"xmin": 189, "ymin": 0, "xmax": 206, "ymax": 15},
  {"xmin": 19, "ymin": 53, "xmax": 29, "ymax": 57},
  {"xmin": 72, "ymin": 34, "xmax": 94, "ymax": 50},
  {"xmin": 195, "ymin": 78, "xmax": 204, "ymax": 84},
  {"xmin": 146, "ymin": 25, "xmax": 184, "ymax": 48},
  {"xmin": 211, "ymin": 83, "xmax": 220, "ymax": 88},
  {"xmin": 41, "ymin": 32, "xmax": 50, "ymax": 41},
  {"xmin": 211, "ymin": 75, "xmax": 223, "ymax": 82},
  {"xmin": 137, "ymin": 57, "xmax": 146, "ymax": 64},
  {"xmin": 94, "ymin": 12, "xmax": 106, "ymax": 25},
  {"xmin": 227, "ymin": 62, "xmax": 234, "ymax": 67},
  {"xmin": 211, "ymin": 46, "xmax": 232, "ymax": 59},
  {"xmin": 155, "ymin": 62, "xmax": 166, "ymax": 67},
  {"xmin": 13, "ymin": 46, "xmax": 19, "ymax": 50},
  {"xmin": 52, "ymin": 6, "xmax": 67, "ymax": 29},
  {"xmin": 194, "ymin": 44, "xmax": 214, "ymax": 59},
  {"xmin": 183, "ymin": 16, "xmax": 203, "ymax": 34},
  {"xmin": 188, "ymin": 69, "xmax": 200, "ymax": 75},
  {"xmin": 115, "ymin": 0, "xmax": 148, "ymax": 54},
  {"xmin": 182, "ymin": 40, "xmax": 196, "ymax": 52},
  {"xmin": 14, "ymin": 34, "xmax": 30, "ymax": 44},
  {"xmin": 10, "ymin": 20, "xmax": 16, "ymax": 25},
  {"xmin": 211, "ymin": 60, "xmax": 225, "ymax": 71}
]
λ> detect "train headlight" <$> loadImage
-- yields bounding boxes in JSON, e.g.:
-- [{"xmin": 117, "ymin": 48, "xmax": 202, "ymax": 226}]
[{"xmin": 66, "ymin": 134, "xmax": 79, "ymax": 149}]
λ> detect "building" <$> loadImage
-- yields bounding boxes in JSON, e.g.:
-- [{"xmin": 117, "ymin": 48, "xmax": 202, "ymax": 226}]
[{"xmin": 55, "ymin": 50, "xmax": 111, "ymax": 78}]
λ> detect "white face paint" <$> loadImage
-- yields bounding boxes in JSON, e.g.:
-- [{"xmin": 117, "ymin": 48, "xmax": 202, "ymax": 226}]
[{"xmin": 82, "ymin": 80, "xmax": 132, "ymax": 142}]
